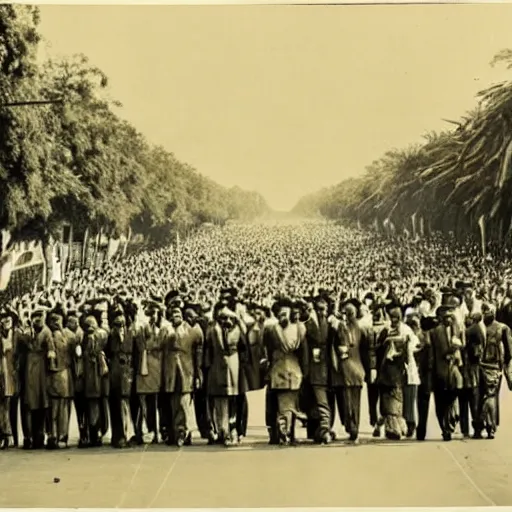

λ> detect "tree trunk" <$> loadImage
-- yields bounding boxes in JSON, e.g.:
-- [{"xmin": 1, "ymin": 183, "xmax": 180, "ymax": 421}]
[{"xmin": 41, "ymin": 235, "xmax": 55, "ymax": 290}]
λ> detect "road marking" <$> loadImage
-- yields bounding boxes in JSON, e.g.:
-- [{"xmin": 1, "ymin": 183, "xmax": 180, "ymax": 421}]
[
  {"xmin": 442, "ymin": 444, "xmax": 496, "ymax": 506},
  {"xmin": 115, "ymin": 443, "xmax": 148, "ymax": 508},
  {"xmin": 146, "ymin": 449, "xmax": 183, "ymax": 508}
]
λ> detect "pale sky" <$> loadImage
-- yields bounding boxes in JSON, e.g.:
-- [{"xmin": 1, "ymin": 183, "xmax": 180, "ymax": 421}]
[{"xmin": 37, "ymin": 4, "xmax": 512, "ymax": 211}]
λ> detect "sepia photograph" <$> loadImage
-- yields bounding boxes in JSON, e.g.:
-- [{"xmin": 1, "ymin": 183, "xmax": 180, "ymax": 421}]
[{"xmin": 1, "ymin": 1, "xmax": 512, "ymax": 508}]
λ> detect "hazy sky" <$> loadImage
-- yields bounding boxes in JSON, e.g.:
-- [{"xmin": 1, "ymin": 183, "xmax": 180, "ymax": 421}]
[{"xmin": 37, "ymin": 4, "xmax": 512, "ymax": 211}]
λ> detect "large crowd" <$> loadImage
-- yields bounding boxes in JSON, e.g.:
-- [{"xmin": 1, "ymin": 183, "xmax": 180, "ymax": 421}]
[{"xmin": 0, "ymin": 221, "xmax": 511, "ymax": 450}]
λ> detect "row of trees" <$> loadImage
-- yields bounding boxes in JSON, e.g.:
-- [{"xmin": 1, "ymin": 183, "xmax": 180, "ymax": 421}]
[
  {"xmin": 293, "ymin": 49, "xmax": 512, "ymax": 249},
  {"xmin": 0, "ymin": 5, "xmax": 269, "ymax": 253}
]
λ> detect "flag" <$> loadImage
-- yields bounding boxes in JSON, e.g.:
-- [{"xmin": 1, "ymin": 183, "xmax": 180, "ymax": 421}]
[
  {"xmin": 411, "ymin": 212, "xmax": 417, "ymax": 239},
  {"xmin": 419, "ymin": 216, "xmax": 424, "ymax": 237},
  {"xmin": 478, "ymin": 214, "xmax": 486, "ymax": 257}
]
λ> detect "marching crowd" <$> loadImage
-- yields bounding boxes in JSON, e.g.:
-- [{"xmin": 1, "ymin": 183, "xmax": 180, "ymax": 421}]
[{"xmin": 0, "ymin": 221, "xmax": 512, "ymax": 451}]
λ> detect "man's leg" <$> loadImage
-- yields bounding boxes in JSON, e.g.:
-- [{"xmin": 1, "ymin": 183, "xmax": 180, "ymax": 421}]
[
  {"xmin": 9, "ymin": 394, "xmax": 19, "ymax": 447},
  {"xmin": 416, "ymin": 387, "xmax": 430, "ymax": 441},
  {"xmin": 312, "ymin": 386, "xmax": 331, "ymax": 444},
  {"xmin": 342, "ymin": 386, "xmax": 362, "ymax": 441}
]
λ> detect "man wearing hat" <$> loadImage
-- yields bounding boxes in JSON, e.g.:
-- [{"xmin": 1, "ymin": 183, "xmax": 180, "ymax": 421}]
[
  {"xmin": 21, "ymin": 307, "xmax": 52, "ymax": 449},
  {"xmin": 263, "ymin": 298, "xmax": 308, "ymax": 446},
  {"xmin": 163, "ymin": 303, "xmax": 203, "ymax": 447},
  {"xmin": 134, "ymin": 300, "xmax": 167, "ymax": 445},
  {"xmin": 430, "ymin": 305, "xmax": 465, "ymax": 441}
]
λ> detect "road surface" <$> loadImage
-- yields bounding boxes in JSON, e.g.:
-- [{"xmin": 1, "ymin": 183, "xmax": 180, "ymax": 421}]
[{"xmin": 1, "ymin": 386, "xmax": 511, "ymax": 508}]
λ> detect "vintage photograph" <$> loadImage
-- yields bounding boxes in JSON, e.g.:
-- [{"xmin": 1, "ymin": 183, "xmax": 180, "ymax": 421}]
[{"xmin": 1, "ymin": 2, "xmax": 512, "ymax": 508}]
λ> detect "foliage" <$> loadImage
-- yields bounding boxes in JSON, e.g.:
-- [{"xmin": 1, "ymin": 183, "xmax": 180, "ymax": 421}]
[
  {"xmin": 0, "ymin": 5, "xmax": 269, "ymax": 249},
  {"xmin": 293, "ymin": 50, "xmax": 512, "ymax": 246}
]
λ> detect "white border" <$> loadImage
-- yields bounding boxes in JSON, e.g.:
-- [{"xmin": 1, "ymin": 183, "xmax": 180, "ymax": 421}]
[{"xmin": 6, "ymin": 0, "xmax": 512, "ymax": 5}]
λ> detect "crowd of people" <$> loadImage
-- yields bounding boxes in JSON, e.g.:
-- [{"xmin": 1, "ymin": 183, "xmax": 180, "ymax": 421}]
[{"xmin": 0, "ymin": 220, "xmax": 511, "ymax": 451}]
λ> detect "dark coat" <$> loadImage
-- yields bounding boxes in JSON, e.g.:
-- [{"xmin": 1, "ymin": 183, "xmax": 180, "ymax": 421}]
[
  {"xmin": 71, "ymin": 327, "xmax": 85, "ymax": 394},
  {"xmin": 336, "ymin": 321, "xmax": 375, "ymax": 387},
  {"xmin": 430, "ymin": 322, "xmax": 465, "ymax": 391},
  {"xmin": 107, "ymin": 323, "xmax": 138, "ymax": 398},
  {"xmin": 83, "ymin": 327, "xmax": 110, "ymax": 399},
  {"xmin": 305, "ymin": 315, "xmax": 331, "ymax": 387},
  {"xmin": 414, "ymin": 329, "xmax": 433, "ymax": 393},
  {"xmin": 463, "ymin": 323, "xmax": 485, "ymax": 388},
  {"xmin": 242, "ymin": 322, "xmax": 266, "ymax": 391}
]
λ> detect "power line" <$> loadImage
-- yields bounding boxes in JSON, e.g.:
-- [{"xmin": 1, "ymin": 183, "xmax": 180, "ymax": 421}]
[{"xmin": 0, "ymin": 99, "xmax": 64, "ymax": 108}]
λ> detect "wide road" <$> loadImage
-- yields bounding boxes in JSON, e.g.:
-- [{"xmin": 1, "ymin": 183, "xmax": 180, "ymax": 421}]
[{"xmin": 1, "ymin": 386, "xmax": 511, "ymax": 508}]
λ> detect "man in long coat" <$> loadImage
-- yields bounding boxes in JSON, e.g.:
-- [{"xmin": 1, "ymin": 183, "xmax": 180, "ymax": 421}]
[
  {"xmin": 66, "ymin": 310, "xmax": 88, "ymax": 447},
  {"xmin": 0, "ymin": 309, "xmax": 21, "ymax": 449},
  {"xmin": 263, "ymin": 298, "xmax": 308, "ymax": 446},
  {"xmin": 82, "ymin": 315, "xmax": 110, "ymax": 447},
  {"xmin": 430, "ymin": 306, "xmax": 465, "ymax": 441},
  {"xmin": 204, "ymin": 305, "xmax": 246, "ymax": 446},
  {"xmin": 337, "ymin": 302, "xmax": 376, "ymax": 442},
  {"xmin": 304, "ymin": 296, "xmax": 335, "ymax": 444},
  {"xmin": 460, "ymin": 312, "xmax": 485, "ymax": 439},
  {"xmin": 46, "ymin": 311, "xmax": 75, "ymax": 449},
  {"xmin": 22, "ymin": 308, "xmax": 52, "ymax": 450},
  {"xmin": 184, "ymin": 303, "xmax": 210, "ymax": 440},
  {"xmin": 107, "ymin": 308, "xmax": 138, "ymax": 448},
  {"xmin": 163, "ymin": 305, "xmax": 203, "ymax": 446},
  {"xmin": 135, "ymin": 301, "xmax": 166, "ymax": 444}
]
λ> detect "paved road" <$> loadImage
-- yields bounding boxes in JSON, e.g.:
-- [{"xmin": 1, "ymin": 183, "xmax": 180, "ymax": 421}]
[{"xmin": 1, "ymin": 386, "xmax": 512, "ymax": 508}]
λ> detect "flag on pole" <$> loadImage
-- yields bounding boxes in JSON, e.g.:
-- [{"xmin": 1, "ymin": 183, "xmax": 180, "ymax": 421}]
[{"xmin": 478, "ymin": 214, "xmax": 486, "ymax": 257}]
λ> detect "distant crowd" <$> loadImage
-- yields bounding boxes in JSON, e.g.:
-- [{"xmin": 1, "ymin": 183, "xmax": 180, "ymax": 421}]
[{"xmin": 0, "ymin": 221, "xmax": 511, "ymax": 450}]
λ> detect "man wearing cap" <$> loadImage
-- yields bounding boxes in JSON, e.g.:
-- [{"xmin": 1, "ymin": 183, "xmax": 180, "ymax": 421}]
[
  {"xmin": 473, "ymin": 302, "xmax": 512, "ymax": 439},
  {"xmin": 263, "ymin": 298, "xmax": 308, "ymax": 446},
  {"xmin": 106, "ymin": 307, "xmax": 138, "ymax": 448},
  {"xmin": 82, "ymin": 315, "xmax": 110, "ymax": 447},
  {"xmin": 135, "ymin": 300, "xmax": 167, "ymax": 445},
  {"xmin": 430, "ymin": 305, "xmax": 465, "ymax": 441},
  {"xmin": 21, "ymin": 308, "xmax": 52, "ymax": 449},
  {"xmin": 163, "ymin": 304, "xmax": 203, "ymax": 447},
  {"xmin": 204, "ymin": 303, "xmax": 245, "ymax": 446}
]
